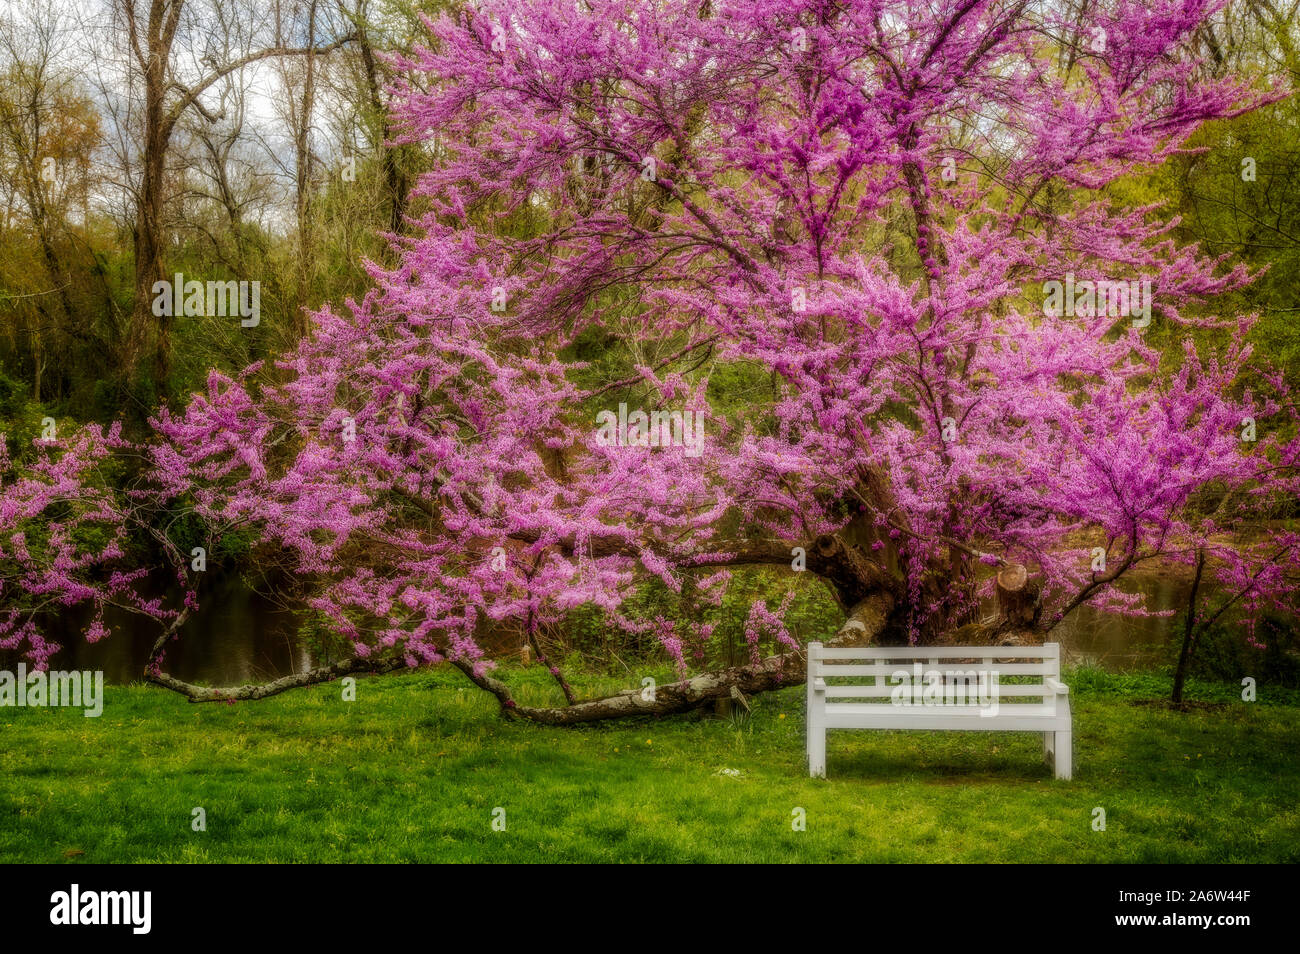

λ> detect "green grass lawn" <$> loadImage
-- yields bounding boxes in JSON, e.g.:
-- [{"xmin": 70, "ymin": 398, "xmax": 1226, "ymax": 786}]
[{"xmin": 2, "ymin": 665, "xmax": 1297, "ymax": 863}]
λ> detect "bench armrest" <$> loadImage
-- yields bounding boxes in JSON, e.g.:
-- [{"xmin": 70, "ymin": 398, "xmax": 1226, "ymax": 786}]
[
  {"xmin": 813, "ymin": 678, "xmax": 826, "ymax": 693},
  {"xmin": 1045, "ymin": 678, "xmax": 1069, "ymax": 696}
]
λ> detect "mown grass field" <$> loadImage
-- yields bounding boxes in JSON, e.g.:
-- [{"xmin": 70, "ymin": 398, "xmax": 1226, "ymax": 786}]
[{"xmin": 2, "ymin": 665, "xmax": 1297, "ymax": 863}]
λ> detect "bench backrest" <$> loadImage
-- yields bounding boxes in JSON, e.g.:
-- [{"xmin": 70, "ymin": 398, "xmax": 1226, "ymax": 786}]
[{"xmin": 807, "ymin": 642, "xmax": 1061, "ymax": 707}]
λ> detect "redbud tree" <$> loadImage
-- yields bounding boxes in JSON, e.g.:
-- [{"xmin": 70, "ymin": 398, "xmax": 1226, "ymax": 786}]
[
  {"xmin": 0, "ymin": 425, "xmax": 168, "ymax": 668},
  {"xmin": 130, "ymin": 0, "xmax": 1299, "ymax": 718}
]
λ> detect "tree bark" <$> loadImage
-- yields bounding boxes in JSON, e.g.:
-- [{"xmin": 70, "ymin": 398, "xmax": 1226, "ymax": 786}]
[
  {"xmin": 354, "ymin": 8, "xmax": 408, "ymax": 235},
  {"xmin": 147, "ymin": 656, "xmax": 408, "ymax": 701},
  {"xmin": 128, "ymin": 0, "xmax": 178, "ymax": 386},
  {"xmin": 1172, "ymin": 549, "xmax": 1206, "ymax": 704},
  {"xmin": 291, "ymin": 0, "xmax": 319, "ymax": 336},
  {"xmin": 995, "ymin": 563, "xmax": 1041, "ymax": 628}
]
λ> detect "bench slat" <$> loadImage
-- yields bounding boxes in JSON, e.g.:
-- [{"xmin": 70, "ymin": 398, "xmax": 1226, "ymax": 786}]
[
  {"xmin": 821, "ymin": 683, "xmax": 1055, "ymax": 698},
  {"xmin": 814, "ymin": 645, "xmax": 1058, "ymax": 660},
  {"xmin": 815, "ymin": 662, "xmax": 1056, "ymax": 677},
  {"xmin": 823, "ymin": 705, "xmax": 1069, "ymax": 732}
]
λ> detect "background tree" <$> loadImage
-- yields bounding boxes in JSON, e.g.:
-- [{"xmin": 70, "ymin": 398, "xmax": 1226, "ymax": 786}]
[
  {"xmin": 106, "ymin": 0, "xmax": 356, "ymax": 387},
  {"xmin": 0, "ymin": 2, "xmax": 104, "ymax": 402}
]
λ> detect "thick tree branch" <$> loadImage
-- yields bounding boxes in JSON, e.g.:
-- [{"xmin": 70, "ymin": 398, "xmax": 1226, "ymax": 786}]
[
  {"xmin": 165, "ymin": 34, "xmax": 357, "ymax": 130},
  {"xmin": 146, "ymin": 656, "xmax": 407, "ymax": 702},
  {"xmin": 453, "ymin": 591, "xmax": 896, "ymax": 724}
]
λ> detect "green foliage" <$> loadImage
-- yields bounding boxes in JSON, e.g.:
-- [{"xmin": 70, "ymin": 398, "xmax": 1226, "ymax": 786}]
[
  {"xmin": 295, "ymin": 608, "xmax": 355, "ymax": 666},
  {"xmin": 1067, "ymin": 662, "xmax": 1300, "ymax": 706},
  {"xmin": 1175, "ymin": 611, "xmax": 1300, "ymax": 690},
  {"xmin": 0, "ymin": 365, "xmax": 41, "ymax": 459},
  {"xmin": 559, "ymin": 566, "xmax": 842, "ymax": 670},
  {"xmin": 1142, "ymin": 99, "xmax": 1300, "ymax": 386}
]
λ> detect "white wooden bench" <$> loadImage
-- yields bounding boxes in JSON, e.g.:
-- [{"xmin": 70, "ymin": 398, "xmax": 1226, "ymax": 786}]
[{"xmin": 806, "ymin": 642, "xmax": 1072, "ymax": 779}]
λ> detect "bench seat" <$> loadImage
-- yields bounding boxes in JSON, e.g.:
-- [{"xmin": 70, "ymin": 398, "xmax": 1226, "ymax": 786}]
[{"xmin": 823, "ymin": 702, "xmax": 1069, "ymax": 730}]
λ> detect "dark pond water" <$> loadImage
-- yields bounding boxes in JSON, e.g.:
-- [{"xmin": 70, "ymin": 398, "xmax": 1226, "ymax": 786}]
[
  {"xmin": 1035, "ymin": 575, "xmax": 1194, "ymax": 668},
  {"xmin": 8, "ymin": 572, "xmax": 1203, "ymax": 685},
  {"xmin": 8, "ymin": 575, "xmax": 312, "ymax": 687}
]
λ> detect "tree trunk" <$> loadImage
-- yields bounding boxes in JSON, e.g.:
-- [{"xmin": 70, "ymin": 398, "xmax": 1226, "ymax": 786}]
[
  {"xmin": 135, "ymin": 139, "xmax": 168, "ymax": 385},
  {"xmin": 1172, "ymin": 550, "xmax": 1206, "ymax": 704},
  {"xmin": 355, "ymin": 11, "xmax": 408, "ymax": 234},
  {"xmin": 995, "ymin": 563, "xmax": 1041, "ymax": 628},
  {"xmin": 292, "ymin": 0, "xmax": 319, "ymax": 337},
  {"xmin": 130, "ymin": 0, "xmax": 177, "ymax": 387}
]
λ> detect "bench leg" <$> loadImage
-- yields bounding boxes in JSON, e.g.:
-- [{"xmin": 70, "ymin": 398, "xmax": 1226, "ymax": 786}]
[
  {"xmin": 1053, "ymin": 729, "xmax": 1072, "ymax": 780},
  {"xmin": 1042, "ymin": 730, "xmax": 1055, "ymax": 767},
  {"xmin": 808, "ymin": 722, "xmax": 826, "ymax": 778}
]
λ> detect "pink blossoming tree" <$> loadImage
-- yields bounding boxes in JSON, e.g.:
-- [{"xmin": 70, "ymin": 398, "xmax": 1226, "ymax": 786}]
[
  {"xmin": 63, "ymin": 0, "xmax": 1300, "ymax": 717},
  {"xmin": 0, "ymin": 424, "xmax": 168, "ymax": 668}
]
